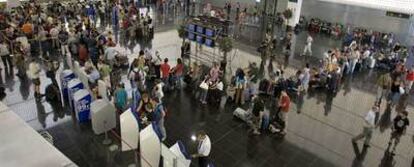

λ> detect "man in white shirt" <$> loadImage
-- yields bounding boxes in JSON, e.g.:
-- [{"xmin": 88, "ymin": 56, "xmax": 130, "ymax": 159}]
[
  {"xmin": 349, "ymin": 48, "xmax": 361, "ymax": 74},
  {"xmin": 192, "ymin": 130, "xmax": 211, "ymax": 167},
  {"xmin": 302, "ymin": 34, "xmax": 313, "ymax": 56},
  {"xmin": 352, "ymin": 105, "xmax": 379, "ymax": 147},
  {"xmin": 153, "ymin": 79, "xmax": 164, "ymax": 103},
  {"xmin": 28, "ymin": 58, "xmax": 42, "ymax": 98},
  {"xmin": 153, "ymin": 51, "xmax": 162, "ymax": 79},
  {"xmin": 0, "ymin": 41, "xmax": 12, "ymax": 70}
]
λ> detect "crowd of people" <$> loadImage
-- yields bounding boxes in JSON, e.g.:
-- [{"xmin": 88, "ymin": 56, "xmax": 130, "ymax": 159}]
[{"xmin": 0, "ymin": 0, "xmax": 413, "ymax": 166}]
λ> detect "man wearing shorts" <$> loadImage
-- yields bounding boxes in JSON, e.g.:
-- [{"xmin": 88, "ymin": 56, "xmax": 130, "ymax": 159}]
[{"xmin": 388, "ymin": 111, "xmax": 410, "ymax": 155}]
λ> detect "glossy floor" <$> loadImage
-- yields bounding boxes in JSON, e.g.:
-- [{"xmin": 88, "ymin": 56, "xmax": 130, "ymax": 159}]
[{"xmin": 2, "ymin": 4, "xmax": 414, "ymax": 167}]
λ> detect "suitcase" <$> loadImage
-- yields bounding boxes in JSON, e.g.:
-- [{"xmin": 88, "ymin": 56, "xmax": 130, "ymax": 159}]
[{"xmin": 233, "ymin": 107, "xmax": 251, "ymax": 122}]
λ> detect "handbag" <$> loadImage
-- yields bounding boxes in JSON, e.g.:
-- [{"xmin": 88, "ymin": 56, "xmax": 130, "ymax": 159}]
[
  {"xmin": 199, "ymin": 81, "xmax": 209, "ymax": 90},
  {"xmin": 399, "ymin": 86, "xmax": 405, "ymax": 94}
]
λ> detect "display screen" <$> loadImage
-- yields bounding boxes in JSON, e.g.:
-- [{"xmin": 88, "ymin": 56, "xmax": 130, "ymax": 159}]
[
  {"xmin": 205, "ymin": 39, "xmax": 215, "ymax": 47},
  {"xmin": 196, "ymin": 36, "xmax": 204, "ymax": 44},
  {"xmin": 188, "ymin": 24, "xmax": 196, "ymax": 32},
  {"xmin": 205, "ymin": 29, "xmax": 215, "ymax": 37},
  {"xmin": 188, "ymin": 33, "xmax": 195, "ymax": 40},
  {"xmin": 197, "ymin": 26, "xmax": 204, "ymax": 34}
]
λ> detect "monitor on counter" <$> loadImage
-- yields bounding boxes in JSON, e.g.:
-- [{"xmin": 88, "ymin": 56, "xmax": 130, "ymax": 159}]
[
  {"xmin": 188, "ymin": 33, "xmax": 195, "ymax": 40},
  {"xmin": 196, "ymin": 36, "xmax": 204, "ymax": 44},
  {"xmin": 205, "ymin": 29, "xmax": 215, "ymax": 37},
  {"xmin": 197, "ymin": 26, "xmax": 204, "ymax": 34},
  {"xmin": 188, "ymin": 24, "xmax": 196, "ymax": 32},
  {"xmin": 205, "ymin": 39, "xmax": 215, "ymax": 47}
]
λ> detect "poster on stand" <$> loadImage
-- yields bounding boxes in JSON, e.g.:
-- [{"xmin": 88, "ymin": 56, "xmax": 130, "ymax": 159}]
[
  {"xmin": 91, "ymin": 99, "xmax": 116, "ymax": 135},
  {"xmin": 73, "ymin": 89, "xmax": 92, "ymax": 123},
  {"xmin": 140, "ymin": 123, "xmax": 161, "ymax": 167},
  {"xmin": 67, "ymin": 79, "xmax": 84, "ymax": 111},
  {"xmin": 169, "ymin": 141, "xmax": 192, "ymax": 167},
  {"xmin": 60, "ymin": 69, "xmax": 76, "ymax": 106},
  {"xmin": 120, "ymin": 109, "xmax": 139, "ymax": 151}
]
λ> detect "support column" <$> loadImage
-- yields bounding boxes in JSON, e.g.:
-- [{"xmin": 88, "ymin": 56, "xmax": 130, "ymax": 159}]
[{"xmin": 287, "ymin": 0, "xmax": 303, "ymax": 27}]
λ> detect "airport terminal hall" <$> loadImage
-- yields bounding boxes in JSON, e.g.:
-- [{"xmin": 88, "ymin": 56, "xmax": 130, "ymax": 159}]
[{"xmin": 1, "ymin": 0, "xmax": 414, "ymax": 166}]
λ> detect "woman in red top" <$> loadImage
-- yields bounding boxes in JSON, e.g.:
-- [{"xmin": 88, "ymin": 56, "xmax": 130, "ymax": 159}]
[
  {"xmin": 406, "ymin": 68, "xmax": 414, "ymax": 93},
  {"xmin": 173, "ymin": 58, "xmax": 184, "ymax": 89},
  {"xmin": 160, "ymin": 58, "xmax": 171, "ymax": 88},
  {"xmin": 278, "ymin": 90, "xmax": 291, "ymax": 135}
]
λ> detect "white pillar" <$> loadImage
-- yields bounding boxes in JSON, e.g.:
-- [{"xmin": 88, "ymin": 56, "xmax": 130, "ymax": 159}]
[
  {"xmin": 408, "ymin": 16, "xmax": 414, "ymax": 45},
  {"xmin": 287, "ymin": 0, "xmax": 303, "ymax": 27}
]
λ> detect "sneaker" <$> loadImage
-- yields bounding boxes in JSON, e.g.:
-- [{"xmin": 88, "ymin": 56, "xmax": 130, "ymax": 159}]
[
  {"xmin": 270, "ymin": 127, "xmax": 281, "ymax": 134},
  {"xmin": 363, "ymin": 144, "xmax": 370, "ymax": 148},
  {"xmin": 253, "ymin": 130, "xmax": 261, "ymax": 135}
]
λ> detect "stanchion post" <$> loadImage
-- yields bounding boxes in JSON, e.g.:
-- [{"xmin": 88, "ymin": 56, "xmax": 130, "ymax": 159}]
[{"xmin": 102, "ymin": 121, "xmax": 112, "ymax": 145}]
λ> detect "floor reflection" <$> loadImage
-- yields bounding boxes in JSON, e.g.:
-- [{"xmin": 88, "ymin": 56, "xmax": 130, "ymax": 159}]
[{"xmin": 351, "ymin": 142, "xmax": 369, "ymax": 167}]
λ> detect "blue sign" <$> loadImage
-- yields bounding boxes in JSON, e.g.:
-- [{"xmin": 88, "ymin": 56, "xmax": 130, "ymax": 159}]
[
  {"xmin": 60, "ymin": 70, "xmax": 76, "ymax": 105},
  {"xmin": 74, "ymin": 89, "xmax": 92, "ymax": 123},
  {"xmin": 68, "ymin": 79, "xmax": 84, "ymax": 112}
]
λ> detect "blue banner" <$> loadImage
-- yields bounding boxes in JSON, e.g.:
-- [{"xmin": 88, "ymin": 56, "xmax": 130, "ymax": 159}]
[
  {"xmin": 74, "ymin": 89, "xmax": 92, "ymax": 123},
  {"xmin": 60, "ymin": 70, "xmax": 75, "ymax": 105}
]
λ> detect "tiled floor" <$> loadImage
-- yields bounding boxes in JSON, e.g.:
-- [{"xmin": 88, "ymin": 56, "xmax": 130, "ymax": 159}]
[{"xmin": 2, "ymin": 4, "xmax": 414, "ymax": 167}]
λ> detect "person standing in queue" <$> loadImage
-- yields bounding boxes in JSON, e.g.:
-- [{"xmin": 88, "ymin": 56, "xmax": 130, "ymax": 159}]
[
  {"xmin": 388, "ymin": 111, "xmax": 410, "ymax": 155},
  {"xmin": 151, "ymin": 97, "xmax": 167, "ymax": 141},
  {"xmin": 192, "ymin": 130, "xmax": 211, "ymax": 167},
  {"xmin": 28, "ymin": 58, "xmax": 42, "ymax": 99},
  {"xmin": 270, "ymin": 90, "xmax": 291, "ymax": 135},
  {"xmin": 153, "ymin": 51, "xmax": 162, "ymax": 79},
  {"xmin": 160, "ymin": 58, "xmax": 171, "ymax": 89}
]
